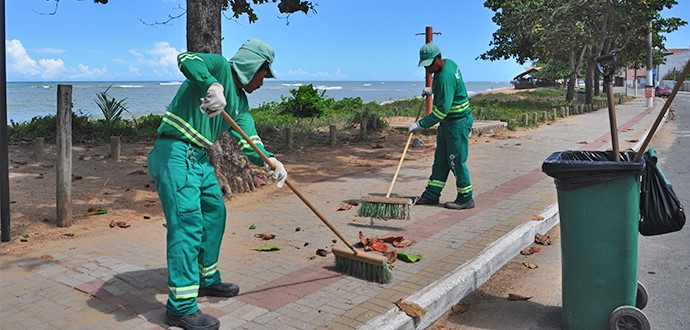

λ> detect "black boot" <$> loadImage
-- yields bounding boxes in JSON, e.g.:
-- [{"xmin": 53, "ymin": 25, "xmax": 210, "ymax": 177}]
[
  {"xmin": 415, "ymin": 196, "xmax": 439, "ymax": 206},
  {"xmin": 165, "ymin": 310, "xmax": 220, "ymax": 330},
  {"xmin": 444, "ymin": 198, "xmax": 475, "ymax": 210},
  {"xmin": 198, "ymin": 282, "xmax": 240, "ymax": 298}
]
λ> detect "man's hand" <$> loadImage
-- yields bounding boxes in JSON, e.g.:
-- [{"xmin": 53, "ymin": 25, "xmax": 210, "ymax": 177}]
[
  {"xmin": 421, "ymin": 87, "xmax": 432, "ymax": 98},
  {"xmin": 408, "ymin": 122, "xmax": 420, "ymax": 133},
  {"xmin": 199, "ymin": 83, "xmax": 226, "ymax": 118},
  {"xmin": 265, "ymin": 157, "xmax": 288, "ymax": 188}
]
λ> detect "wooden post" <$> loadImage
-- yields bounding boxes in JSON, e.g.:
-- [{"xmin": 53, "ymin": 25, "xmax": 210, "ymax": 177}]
[
  {"xmin": 329, "ymin": 124, "xmax": 337, "ymax": 147},
  {"xmin": 34, "ymin": 137, "xmax": 44, "ymax": 162},
  {"xmin": 110, "ymin": 136, "xmax": 120, "ymax": 162},
  {"xmin": 533, "ymin": 112, "xmax": 538, "ymax": 124},
  {"xmin": 56, "ymin": 85, "xmax": 72, "ymax": 228},
  {"xmin": 285, "ymin": 127, "xmax": 293, "ymax": 151},
  {"xmin": 359, "ymin": 116, "xmax": 367, "ymax": 139},
  {"xmin": 541, "ymin": 111, "xmax": 547, "ymax": 121},
  {"xmin": 522, "ymin": 114, "xmax": 529, "ymax": 125}
]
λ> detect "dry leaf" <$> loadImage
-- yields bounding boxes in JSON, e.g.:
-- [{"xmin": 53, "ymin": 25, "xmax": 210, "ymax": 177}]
[
  {"xmin": 392, "ymin": 238, "xmax": 415, "ymax": 248},
  {"xmin": 531, "ymin": 215, "xmax": 544, "ymax": 221},
  {"xmin": 520, "ymin": 246, "xmax": 542, "ymax": 255},
  {"xmin": 450, "ymin": 303, "xmax": 470, "ymax": 315},
  {"xmin": 129, "ymin": 170, "xmax": 147, "ymax": 175},
  {"xmin": 40, "ymin": 255, "xmax": 54, "ymax": 260},
  {"xmin": 254, "ymin": 233, "xmax": 275, "ymax": 240},
  {"xmin": 535, "ymin": 233, "xmax": 552, "ymax": 245},
  {"xmin": 370, "ymin": 241, "xmax": 388, "ymax": 252},
  {"xmin": 577, "ymin": 141, "xmax": 588, "ymax": 144},
  {"xmin": 359, "ymin": 231, "xmax": 368, "ymax": 246},
  {"xmin": 337, "ymin": 204, "xmax": 352, "ymax": 211},
  {"xmin": 380, "ymin": 236, "xmax": 402, "ymax": 243},
  {"xmin": 370, "ymin": 144, "xmax": 384, "ymax": 149},
  {"xmin": 384, "ymin": 250, "xmax": 398, "ymax": 264},
  {"xmin": 507, "ymin": 293, "xmax": 532, "ymax": 301},
  {"xmin": 523, "ymin": 262, "xmax": 539, "ymax": 269},
  {"xmin": 109, "ymin": 220, "xmax": 130, "ymax": 228},
  {"xmin": 395, "ymin": 299, "xmax": 426, "ymax": 318}
]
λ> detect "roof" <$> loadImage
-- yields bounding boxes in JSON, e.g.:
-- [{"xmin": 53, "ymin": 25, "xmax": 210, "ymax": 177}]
[
  {"xmin": 663, "ymin": 48, "xmax": 689, "ymax": 55},
  {"xmin": 512, "ymin": 67, "xmax": 540, "ymax": 81}
]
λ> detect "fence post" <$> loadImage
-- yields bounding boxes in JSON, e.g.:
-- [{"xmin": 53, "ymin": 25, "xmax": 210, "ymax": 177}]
[
  {"xmin": 285, "ymin": 127, "xmax": 293, "ymax": 151},
  {"xmin": 110, "ymin": 136, "xmax": 121, "ymax": 162},
  {"xmin": 34, "ymin": 137, "xmax": 44, "ymax": 162},
  {"xmin": 329, "ymin": 124, "xmax": 337, "ymax": 147},
  {"xmin": 56, "ymin": 85, "xmax": 72, "ymax": 228}
]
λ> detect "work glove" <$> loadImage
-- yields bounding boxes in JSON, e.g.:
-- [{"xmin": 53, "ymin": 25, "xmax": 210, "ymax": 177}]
[
  {"xmin": 408, "ymin": 122, "xmax": 420, "ymax": 133},
  {"xmin": 199, "ymin": 83, "xmax": 226, "ymax": 118},
  {"xmin": 265, "ymin": 157, "xmax": 288, "ymax": 188},
  {"xmin": 421, "ymin": 87, "xmax": 432, "ymax": 98}
]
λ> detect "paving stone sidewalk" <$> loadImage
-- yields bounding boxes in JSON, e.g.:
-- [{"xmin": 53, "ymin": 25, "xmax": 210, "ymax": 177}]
[{"xmin": 0, "ymin": 94, "xmax": 664, "ymax": 330}]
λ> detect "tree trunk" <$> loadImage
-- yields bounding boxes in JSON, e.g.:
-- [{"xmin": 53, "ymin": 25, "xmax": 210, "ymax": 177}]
[
  {"xmin": 566, "ymin": 50, "xmax": 576, "ymax": 102},
  {"xmin": 585, "ymin": 59, "xmax": 594, "ymax": 105},
  {"xmin": 186, "ymin": 0, "xmax": 257, "ymax": 197}
]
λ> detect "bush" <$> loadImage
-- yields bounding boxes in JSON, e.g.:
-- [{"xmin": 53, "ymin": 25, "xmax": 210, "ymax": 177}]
[{"xmin": 278, "ymin": 84, "xmax": 328, "ymax": 118}]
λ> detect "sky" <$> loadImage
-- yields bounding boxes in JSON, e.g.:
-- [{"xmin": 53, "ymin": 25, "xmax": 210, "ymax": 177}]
[{"xmin": 5, "ymin": 0, "xmax": 690, "ymax": 83}]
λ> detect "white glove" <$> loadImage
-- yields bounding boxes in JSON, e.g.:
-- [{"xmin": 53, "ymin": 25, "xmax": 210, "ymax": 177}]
[
  {"xmin": 199, "ymin": 83, "xmax": 226, "ymax": 118},
  {"xmin": 421, "ymin": 87, "xmax": 432, "ymax": 98},
  {"xmin": 408, "ymin": 122, "xmax": 420, "ymax": 133},
  {"xmin": 265, "ymin": 157, "xmax": 288, "ymax": 188}
]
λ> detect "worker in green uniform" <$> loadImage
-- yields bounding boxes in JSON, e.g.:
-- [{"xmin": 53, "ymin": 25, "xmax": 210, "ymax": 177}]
[
  {"xmin": 147, "ymin": 39, "xmax": 287, "ymax": 330},
  {"xmin": 409, "ymin": 43, "xmax": 475, "ymax": 210}
]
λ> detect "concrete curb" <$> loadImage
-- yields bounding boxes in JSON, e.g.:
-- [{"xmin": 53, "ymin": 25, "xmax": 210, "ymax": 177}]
[{"xmin": 361, "ymin": 203, "xmax": 560, "ymax": 330}]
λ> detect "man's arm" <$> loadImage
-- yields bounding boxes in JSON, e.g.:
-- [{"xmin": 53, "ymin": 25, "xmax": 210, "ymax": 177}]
[
  {"xmin": 177, "ymin": 52, "xmax": 227, "ymax": 92},
  {"xmin": 229, "ymin": 111, "xmax": 274, "ymax": 167}
]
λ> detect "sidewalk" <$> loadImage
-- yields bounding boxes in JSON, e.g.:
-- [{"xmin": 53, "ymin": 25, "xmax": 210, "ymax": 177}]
[{"xmin": 0, "ymin": 95, "xmax": 664, "ymax": 330}]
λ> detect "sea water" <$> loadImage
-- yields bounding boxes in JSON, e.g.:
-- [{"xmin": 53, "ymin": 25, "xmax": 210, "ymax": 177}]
[{"xmin": 6, "ymin": 80, "xmax": 511, "ymax": 124}]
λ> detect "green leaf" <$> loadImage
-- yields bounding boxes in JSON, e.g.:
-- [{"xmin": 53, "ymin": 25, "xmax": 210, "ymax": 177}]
[
  {"xmin": 254, "ymin": 244, "xmax": 280, "ymax": 251},
  {"xmin": 397, "ymin": 252, "xmax": 422, "ymax": 263},
  {"xmin": 249, "ymin": 224, "xmax": 256, "ymax": 230}
]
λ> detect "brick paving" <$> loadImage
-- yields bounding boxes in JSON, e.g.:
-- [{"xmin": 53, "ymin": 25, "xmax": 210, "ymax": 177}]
[{"xmin": 0, "ymin": 94, "xmax": 662, "ymax": 329}]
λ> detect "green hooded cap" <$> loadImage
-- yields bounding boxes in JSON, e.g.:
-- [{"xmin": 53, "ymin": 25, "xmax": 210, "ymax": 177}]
[{"xmin": 229, "ymin": 39, "xmax": 277, "ymax": 85}]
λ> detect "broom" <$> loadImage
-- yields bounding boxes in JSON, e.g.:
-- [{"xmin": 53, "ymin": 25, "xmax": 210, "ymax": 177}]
[
  {"xmin": 220, "ymin": 111, "xmax": 392, "ymax": 284},
  {"xmin": 358, "ymin": 104, "xmax": 424, "ymax": 220}
]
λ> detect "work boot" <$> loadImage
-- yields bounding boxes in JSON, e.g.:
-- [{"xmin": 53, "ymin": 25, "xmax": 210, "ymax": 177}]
[
  {"xmin": 444, "ymin": 198, "xmax": 475, "ymax": 210},
  {"xmin": 164, "ymin": 310, "xmax": 220, "ymax": 330},
  {"xmin": 198, "ymin": 282, "xmax": 240, "ymax": 298},
  {"xmin": 415, "ymin": 196, "xmax": 439, "ymax": 206}
]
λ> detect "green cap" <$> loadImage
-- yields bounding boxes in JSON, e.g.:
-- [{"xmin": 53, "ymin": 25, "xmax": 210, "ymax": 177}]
[
  {"xmin": 229, "ymin": 39, "xmax": 277, "ymax": 85},
  {"xmin": 418, "ymin": 42, "xmax": 441, "ymax": 67}
]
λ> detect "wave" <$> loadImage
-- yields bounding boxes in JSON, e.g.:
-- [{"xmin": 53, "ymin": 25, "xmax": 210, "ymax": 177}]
[
  {"xmin": 363, "ymin": 83, "xmax": 372, "ymax": 86},
  {"xmin": 33, "ymin": 85, "xmax": 51, "ymax": 89},
  {"xmin": 114, "ymin": 84, "xmax": 144, "ymax": 88},
  {"xmin": 315, "ymin": 85, "xmax": 342, "ymax": 90},
  {"xmin": 281, "ymin": 83, "xmax": 303, "ymax": 87},
  {"xmin": 159, "ymin": 81, "xmax": 182, "ymax": 86}
]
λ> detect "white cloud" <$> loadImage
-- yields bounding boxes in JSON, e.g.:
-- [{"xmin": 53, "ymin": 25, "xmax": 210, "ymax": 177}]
[
  {"xmin": 128, "ymin": 42, "xmax": 184, "ymax": 78},
  {"xmin": 282, "ymin": 67, "xmax": 348, "ymax": 79},
  {"xmin": 6, "ymin": 39, "xmax": 108, "ymax": 80},
  {"xmin": 33, "ymin": 48, "xmax": 65, "ymax": 54}
]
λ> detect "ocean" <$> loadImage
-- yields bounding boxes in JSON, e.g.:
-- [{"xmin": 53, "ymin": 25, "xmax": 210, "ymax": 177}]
[{"xmin": 5, "ymin": 80, "xmax": 512, "ymax": 124}]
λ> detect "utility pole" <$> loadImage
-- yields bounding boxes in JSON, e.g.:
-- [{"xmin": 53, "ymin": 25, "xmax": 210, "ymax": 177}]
[
  {"xmin": 646, "ymin": 21, "xmax": 654, "ymax": 107},
  {"xmin": 1, "ymin": 0, "xmax": 10, "ymax": 242},
  {"xmin": 416, "ymin": 26, "xmax": 441, "ymax": 115}
]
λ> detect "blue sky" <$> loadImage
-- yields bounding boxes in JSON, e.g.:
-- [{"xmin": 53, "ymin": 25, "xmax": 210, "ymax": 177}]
[{"xmin": 6, "ymin": 0, "xmax": 689, "ymax": 82}]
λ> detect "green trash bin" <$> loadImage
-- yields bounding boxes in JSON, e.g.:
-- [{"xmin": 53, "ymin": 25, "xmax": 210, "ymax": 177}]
[{"xmin": 542, "ymin": 151, "xmax": 647, "ymax": 330}]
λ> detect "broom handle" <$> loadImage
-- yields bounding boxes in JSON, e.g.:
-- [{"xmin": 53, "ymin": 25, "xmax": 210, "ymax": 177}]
[
  {"xmin": 220, "ymin": 111, "xmax": 359, "ymax": 255},
  {"xmin": 385, "ymin": 100, "xmax": 425, "ymax": 198},
  {"xmin": 634, "ymin": 59, "xmax": 690, "ymax": 162}
]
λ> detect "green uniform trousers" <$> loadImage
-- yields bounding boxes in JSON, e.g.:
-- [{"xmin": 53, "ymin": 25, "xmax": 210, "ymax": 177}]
[
  {"xmin": 422, "ymin": 113, "xmax": 474, "ymax": 202},
  {"xmin": 147, "ymin": 138, "xmax": 226, "ymax": 316}
]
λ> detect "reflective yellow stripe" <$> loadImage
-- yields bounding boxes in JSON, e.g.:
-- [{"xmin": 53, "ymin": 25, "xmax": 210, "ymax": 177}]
[
  {"xmin": 169, "ymin": 285, "xmax": 199, "ymax": 299},
  {"xmin": 431, "ymin": 106, "xmax": 447, "ymax": 120},
  {"xmin": 162, "ymin": 112, "xmax": 214, "ymax": 149},
  {"xmin": 428, "ymin": 180, "xmax": 445, "ymax": 189},
  {"xmin": 236, "ymin": 135, "xmax": 265, "ymax": 152},
  {"xmin": 457, "ymin": 185, "xmax": 473, "ymax": 194},
  {"xmin": 199, "ymin": 263, "xmax": 218, "ymax": 278},
  {"xmin": 449, "ymin": 101, "xmax": 470, "ymax": 114},
  {"xmin": 177, "ymin": 53, "xmax": 203, "ymax": 69}
]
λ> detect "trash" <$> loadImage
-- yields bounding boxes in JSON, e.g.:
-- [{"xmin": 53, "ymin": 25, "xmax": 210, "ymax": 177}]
[
  {"xmin": 254, "ymin": 233, "xmax": 275, "ymax": 240},
  {"xmin": 249, "ymin": 224, "xmax": 256, "ymax": 230},
  {"xmin": 507, "ymin": 293, "xmax": 532, "ymax": 301},
  {"xmin": 254, "ymin": 244, "xmax": 280, "ymax": 251},
  {"xmin": 370, "ymin": 241, "xmax": 388, "ymax": 252},
  {"xmin": 542, "ymin": 151, "xmax": 643, "ymax": 190},
  {"xmin": 20, "ymin": 235, "xmax": 28, "ymax": 242},
  {"xmin": 337, "ymin": 204, "xmax": 352, "ymax": 211},
  {"xmin": 109, "ymin": 220, "xmax": 130, "ymax": 228},
  {"xmin": 397, "ymin": 252, "xmax": 422, "ymax": 263},
  {"xmin": 534, "ymin": 233, "xmax": 552, "ymax": 245},
  {"xmin": 316, "ymin": 249, "xmax": 328, "ymax": 257},
  {"xmin": 523, "ymin": 262, "xmax": 538, "ymax": 269},
  {"xmin": 86, "ymin": 208, "xmax": 108, "ymax": 216},
  {"xmin": 395, "ymin": 299, "xmax": 426, "ymax": 318},
  {"xmin": 520, "ymin": 246, "xmax": 541, "ymax": 255},
  {"xmin": 450, "ymin": 303, "xmax": 470, "ymax": 315},
  {"xmin": 639, "ymin": 149, "xmax": 686, "ymax": 236}
]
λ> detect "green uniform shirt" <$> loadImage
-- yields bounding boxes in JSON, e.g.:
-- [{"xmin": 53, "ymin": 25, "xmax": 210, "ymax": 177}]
[
  {"xmin": 157, "ymin": 52, "xmax": 273, "ymax": 166},
  {"xmin": 419, "ymin": 59, "xmax": 472, "ymax": 128}
]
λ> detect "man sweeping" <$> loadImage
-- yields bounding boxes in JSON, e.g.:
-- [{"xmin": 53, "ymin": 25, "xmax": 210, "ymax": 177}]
[
  {"xmin": 147, "ymin": 39, "xmax": 287, "ymax": 330},
  {"xmin": 409, "ymin": 42, "xmax": 475, "ymax": 210}
]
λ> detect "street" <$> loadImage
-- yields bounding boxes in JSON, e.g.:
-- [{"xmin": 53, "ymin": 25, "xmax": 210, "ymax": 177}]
[{"xmin": 429, "ymin": 93, "xmax": 690, "ymax": 330}]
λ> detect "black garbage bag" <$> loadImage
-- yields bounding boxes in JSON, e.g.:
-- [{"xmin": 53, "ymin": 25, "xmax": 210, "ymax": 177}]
[
  {"xmin": 639, "ymin": 149, "xmax": 686, "ymax": 236},
  {"xmin": 542, "ymin": 151, "xmax": 644, "ymax": 190}
]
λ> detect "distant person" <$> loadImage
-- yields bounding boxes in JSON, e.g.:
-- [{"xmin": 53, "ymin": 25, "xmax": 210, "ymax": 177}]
[
  {"xmin": 409, "ymin": 42, "xmax": 475, "ymax": 210},
  {"xmin": 147, "ymin": 39, "xmax": 287, "ymax": 330}
]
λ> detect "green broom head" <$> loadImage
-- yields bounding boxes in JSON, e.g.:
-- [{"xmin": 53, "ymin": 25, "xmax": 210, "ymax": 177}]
[
  {"xmin": 358, "ymin": 196, "xmax": 412, "ymax": 220},
  {"xmin": 332, "ymin": 246, "xmax": 392, "ymax": 284}
]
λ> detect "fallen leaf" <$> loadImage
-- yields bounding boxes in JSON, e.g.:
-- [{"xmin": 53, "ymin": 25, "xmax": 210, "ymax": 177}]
[
  {"xmin": 129, "ymin": 170, "xmax": 147, "ymax": 175},
  {"xmin": 397, "ymin": 252, "xmax": 422, "ymax": 263},
  {"xmin": 249, "ymin": 224, "xmax": 256, "ymax": 230},
  {"xmin": 370, "ymin": 241, "xmax": 388, "ymax": 252},
  {"xmin": 71, "ymin": 174, "xmax": 83, "ymax": 181},
  {"xmin": 109, "ymin": 220, "xmax": 130, "ymax": 228},
  {"xmin": 359, "ymin": 231, "xmax": 368, "ymax": 246},
  {"xmin": 395, "ymin": 299, "xmax": 426, "ymax": 318},
  {"xmin": 254, "ymin": 233, "xmax": 275, "ymax": 240},
  {"xmin": 627, "ymin": 139, "xmax": 638, "ymax": 143},
  {"xmin": 369, "ymin": 144, "xmax": 384, "ymax": 149},
  {"xmin": 63, "ymin": 233, "xmax": 75, "ymax": 237},
  {"xmin": 40, "ymin": 255, "xmax": 53, "ymax": 260},
  {"xmin": 531, "ymin": 215, "xmax": 544, "ymax": 221},
  {"xmin": 254, "ymin": 244, "xmax": 280, "ymax": 251},
  {"xmin": 346, "ymin": 200, "xmax": 360, "ymax": 206},
  {"xmin": 535, "ymin": 233, "xmax": 552, "ymax": 245},
  {"xmin": 507, "ymin": 293, "xmax": 532, "ymax": 301},
  {"xmin": 384, "ymin": 250, "xmax": 398, "ymax": 263},
  {"xmin": 450, "ymin": 303, "xmax": 470, "ymax": 315},
  {"xmin": 253, "ymin": 175, "xmax": 267, "ymax": 187},
  {"xmin": 520, "ymin": 246, "xmax": 541, "ymax": 255},
  {"xmin": 577, "ymin": 141, "xmax": 588, "ymax": 144},
  {"xmin": 337, "ymin": 204, "xmax": 352, "ymax": 211},
  {"xmin": 523, "ymin": 262, "xmax": 539, "ymax": 269},
  {"xmin": 392, "ymin": 238, "xmax": 415, "ymax": 248},
  {"xmin": 380, "ymin": 236, "xmax": 402, "ymax": 243}
]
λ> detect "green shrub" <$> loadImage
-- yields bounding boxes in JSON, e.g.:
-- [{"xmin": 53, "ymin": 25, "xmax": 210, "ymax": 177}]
[{"xmin": 278, "ymin": 84, "xmax": 328, "ymax": 118}]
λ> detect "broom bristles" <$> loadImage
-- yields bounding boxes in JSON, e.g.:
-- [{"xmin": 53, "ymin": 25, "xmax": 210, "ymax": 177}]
[
  {"xmin": 334, "ymin": 253, "xmax": 392, "ymax": 284},
  {"xmin": 358, "ymin": 198, "xmax": 412, "ymax": 220}
]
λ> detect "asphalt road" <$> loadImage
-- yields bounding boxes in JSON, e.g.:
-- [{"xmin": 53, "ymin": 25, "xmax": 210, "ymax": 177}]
[{"xmin": 428, "ymin": 93, "xmax": 690, "ymax": 330}]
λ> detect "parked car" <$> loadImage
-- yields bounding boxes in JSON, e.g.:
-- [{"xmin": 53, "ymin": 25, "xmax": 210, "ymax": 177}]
[{"xmin": 655, "ymin": 85, "xmax": 672, "ymax": 97}]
